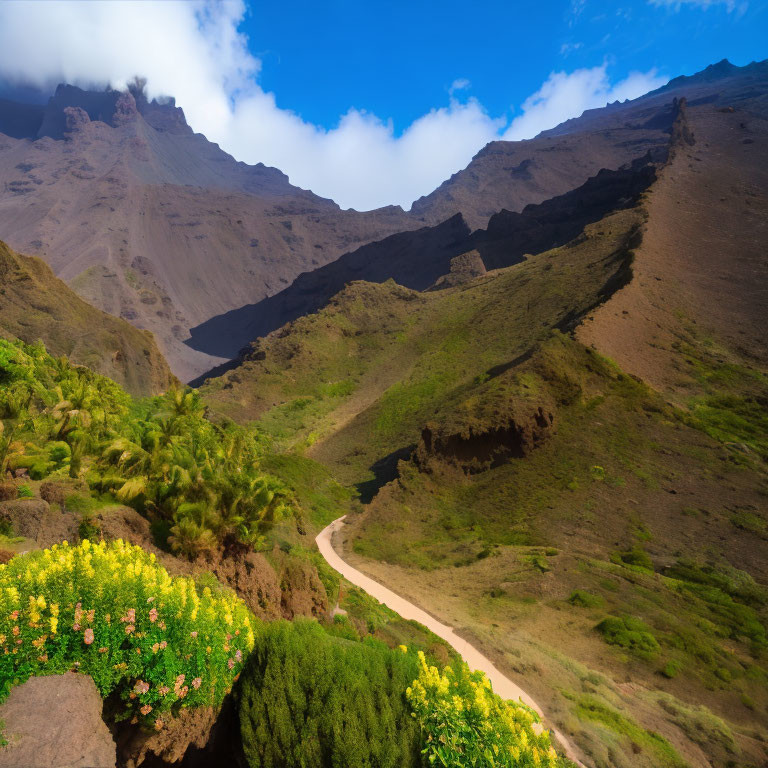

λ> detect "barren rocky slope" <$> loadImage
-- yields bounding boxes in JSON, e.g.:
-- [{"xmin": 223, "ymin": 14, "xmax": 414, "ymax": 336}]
[
  {"xmin": 412, "ymin": 59, "xmax": 768, "ymax": 229},
  {"xmin": 0, "ymin": 84, "xmax": 420, "ymax": 380}
]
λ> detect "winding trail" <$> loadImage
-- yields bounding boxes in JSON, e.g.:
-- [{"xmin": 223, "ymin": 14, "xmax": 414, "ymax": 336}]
[{"xmin": 316, "ymin": 516, "xmax": 585, "ymax": 766}]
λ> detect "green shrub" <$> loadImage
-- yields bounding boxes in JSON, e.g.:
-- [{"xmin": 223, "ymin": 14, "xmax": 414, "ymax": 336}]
[
  {"xmin": 596, "ymin": 616, "xmax": 660, "ymax": 659},
  {"xmin": 612, "ymin": 545, "xmax": 654, "ymax": 571},
  {"xmin": 568, "ymin": 590, "xmax": 604, "ymax": 608},
  {"xmin": 0, "ymin": 338, "xmax": 289, "ymax": 555},
  {"xmin": 660, "ymin": 660, "xmax": 682, "ymax": 679},
  {"xmin": 0, "ymin": 539, "xmax": 255, "ymax": 727},
  {"xmin": 77, "ymin": 513, "xmax": 102, "ymax": 542},
  {"xmin": 239, "ymin": 620, "xmax": 421, "ymax": 768},
  {"xmin": 47, "ymin": 441, "xmax": 71, "ymax": 467},
  {"xmin": 16, "ymin": 485, "xmax": 33, "ymax": 499},
  {"xmin": 407, "ymin": 651, "xmax": 565, "ymax": 767}
]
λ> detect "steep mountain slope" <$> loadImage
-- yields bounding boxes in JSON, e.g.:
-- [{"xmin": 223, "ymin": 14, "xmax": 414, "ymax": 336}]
[
  {"xmin": 578, "ymin": 70, "xmax": 768, "ymax": 386},
  {"xmin": 199, "ymin": 85, "xmax": 768, "ymax": 767},
  {"xmin": 188, "ymin": 60, "xmax": 768, "ymax": 370},
  {"xmin": 187, "ymin": 149, "xmax": 662, "ymax": 363},
  {"xmin": 4, "ymin": 62, "xmax": 755, "ymax": 383},
  {"xmin": 0, "ymin": 239, "xmax": 175, "ymax": 396},
  {"xmin": 0, "ymin": 84, "xmax": 420, "ymax": 380},
  {"xmin": 413, "ymin": 59, "xmax": 768, "ymax": 230}
]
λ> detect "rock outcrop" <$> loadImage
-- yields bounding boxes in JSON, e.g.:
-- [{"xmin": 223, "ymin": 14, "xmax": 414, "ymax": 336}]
[
  {"xmin": 0, "ymin": 673, "xmax": 116, "ymax": 768},
  {"xmin": 428, "ymin": 250, "xmax": 487, "ymax": 290},
  {"xmin": 414, "ymin": 405, "xmax": 555, "ymax": 475}
]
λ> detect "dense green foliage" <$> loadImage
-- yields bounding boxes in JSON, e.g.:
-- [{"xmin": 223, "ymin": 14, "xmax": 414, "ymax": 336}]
[
  {"xmin": 0, "ymin": 338, "xmax": 287, "ymax": 555},
  {"xmin": 407, "ymin": 651, "xmax": 565, "ymax": 767},
  {"xmin": 595, "ymin": 616, "xmax": 660, "ymax": 659},
  {"xmin": 0, "ymin": 540, "xmax": 254, "ymax": 726},
  {"xmin": 239, "ymin": 620, "xmax": 422, "ymax": 768}
]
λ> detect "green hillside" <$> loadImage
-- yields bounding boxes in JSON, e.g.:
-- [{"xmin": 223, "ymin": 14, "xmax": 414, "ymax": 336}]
[
  {"xmin": 0, "ymin": 240, "xmax": 175, "ymax": 397},
  {"xmin": 201, "ymin": 196, "xmax": 768, "ymax": 767}
]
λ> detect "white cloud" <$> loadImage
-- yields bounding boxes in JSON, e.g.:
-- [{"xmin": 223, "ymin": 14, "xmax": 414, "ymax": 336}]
[
  {"xmin": 0, "ymin": 0, "xmax": 663, "ymax": 211},
  {"xmin": 449, "ymin": 78, "xmax": 471, "ymax": 96},
  {"xmin": 503, "ymin": 65, "xmax": 666, "ymax": 141},
  {"xmin": 649, "ymin": 0, "xmax": 740, "ymax": 9},
  {"xmin": 560, "ymin": 42, "xmax": 584, "ymax": 56}
]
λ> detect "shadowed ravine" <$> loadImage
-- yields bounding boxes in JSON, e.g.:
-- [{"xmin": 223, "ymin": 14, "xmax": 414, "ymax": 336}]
[{"xmin": 316, "ymin": 516, "xmax": 586, "ymax": 767}]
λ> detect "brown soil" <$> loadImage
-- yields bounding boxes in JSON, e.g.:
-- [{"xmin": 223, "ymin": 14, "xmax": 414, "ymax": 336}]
[{"xmin": 578, "ymin": 95, "xmax": 768, "ymax": 390}]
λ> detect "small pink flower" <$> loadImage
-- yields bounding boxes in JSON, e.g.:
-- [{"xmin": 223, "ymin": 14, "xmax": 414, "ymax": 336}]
[
  {"xmin": 140, "ymin": 705, "xmax": 152, "ymax": 715},
  {"xmin": 72, "ymin": 623, "xmax": 81, "ymax": 631},
  {"xmin": 10, "ymin": 611, "xmax": 19, "ymax": 620},
  {"xmin": 191, "ymin": 677, "xmax": 202, "ymax": 690},
  {"xmin": 149, "ymin": 608, "xmax": 158, "ymax": 623},
  {"xmin": 152, "ymin": 642, "xmax": 160, "ymax": 653},
  {"xmin": 125, "ymin": 624, "xmax": 135, "ymax": 635},
  {"xmin": 190, "ymin": 631, "xmax": 198, "ymax": 639},
  {"xmin": 98, "ymin": 647, "xmax": 108, "ymax": 653},
  {"xmin": 158, "ymin": 686, "xmax": 170, "ymax": 696},
  {"xmin": 12, "ymin": 626, "xmax": 19, "ymax": 636},
  {"xmin": 178, "ymin": 685, "xmax": 189, "ymax": 699},
  {"xmin": 235, "ymin": 649, "xmax": 242, "ymax": 662},
  {"xmin": 154, "ymin": 718, "xmax": 164, "ymax": 731},
  {"xmin": 134, "ymin": 680, "xmax": 150, "ymax": 695},
  {"xmin": 159, "ymin": 640, "xmax": 167, "ymax": 650},
  {"xmin": 227, "ymin": 658, "xmax": 235, "ymax": 670},
  {"xmin": 84, "ymin": 628, "xmax": 94, "ymax": 645},
  {"xmin": 146, "ymin": 597, "xmax": 155, "ymax": 603}
]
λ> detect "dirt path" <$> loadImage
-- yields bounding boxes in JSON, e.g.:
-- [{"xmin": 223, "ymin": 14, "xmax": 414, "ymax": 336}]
[{"xmin": 316, "ymin": 516, "xmax": 586, "ymax": 766}]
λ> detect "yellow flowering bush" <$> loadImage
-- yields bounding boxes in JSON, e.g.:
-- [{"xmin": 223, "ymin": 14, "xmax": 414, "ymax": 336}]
[
  {"xmin": 406, "ymin": 651, "xmax": 564, "ymax": 767},
  {"xmin": 0, "ymin": 540, "xmax": 255, "ymax": 727}
]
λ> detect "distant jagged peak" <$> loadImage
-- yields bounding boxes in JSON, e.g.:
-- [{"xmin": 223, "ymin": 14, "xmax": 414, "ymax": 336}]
[
  {"xmin": 9, "ymin": 79, "xmax": 193, "ymax": 139},
  {"xmin": 653, "ymin": 57, "xmax": 768, "ymax": 95}
]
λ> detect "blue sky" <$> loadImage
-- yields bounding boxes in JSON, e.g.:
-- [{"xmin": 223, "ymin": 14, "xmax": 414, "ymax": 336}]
[
  {"xmin": 0, "ymin": 0, "xmax": 765, "ymax": 209},
  {"xmin": 245, "ymin": 0, "xmax": 767, "ymax": 134}
]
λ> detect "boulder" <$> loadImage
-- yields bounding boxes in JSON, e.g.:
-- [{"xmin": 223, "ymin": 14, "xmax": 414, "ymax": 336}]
[
  {"xmin": 39, "ymin": 480, "xmax": 88, "ymax": 508},
  {"xmin": 0, "ymin": 672, "xmax": 115, "ymax": 768},
  {"xmin": 0, "ymin": 482, "xmax": 17, "ymax": 502},
  {"xmin": 0, "ymin": 499, "xmax": 77, "ymax": 548}
]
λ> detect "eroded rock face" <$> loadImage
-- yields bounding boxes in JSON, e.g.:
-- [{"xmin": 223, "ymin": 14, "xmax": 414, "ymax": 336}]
[
  {"xmin": 428, "ymin": 250, "xmax": 487, "ymax": 291},
  {"xmin": 415, "ymin": 406, "xmax": 555, "ymax": 474},
  {"xmin": 115, "ymin": 705, "xmax": 218, "ymax": 768},
  {"xmin": 63, "ymin": 105, "xmax": 90, "ymax": 133},
  {"xmin": 0, "ymin": 672, "xmax": 116, "ymax": 768}
]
